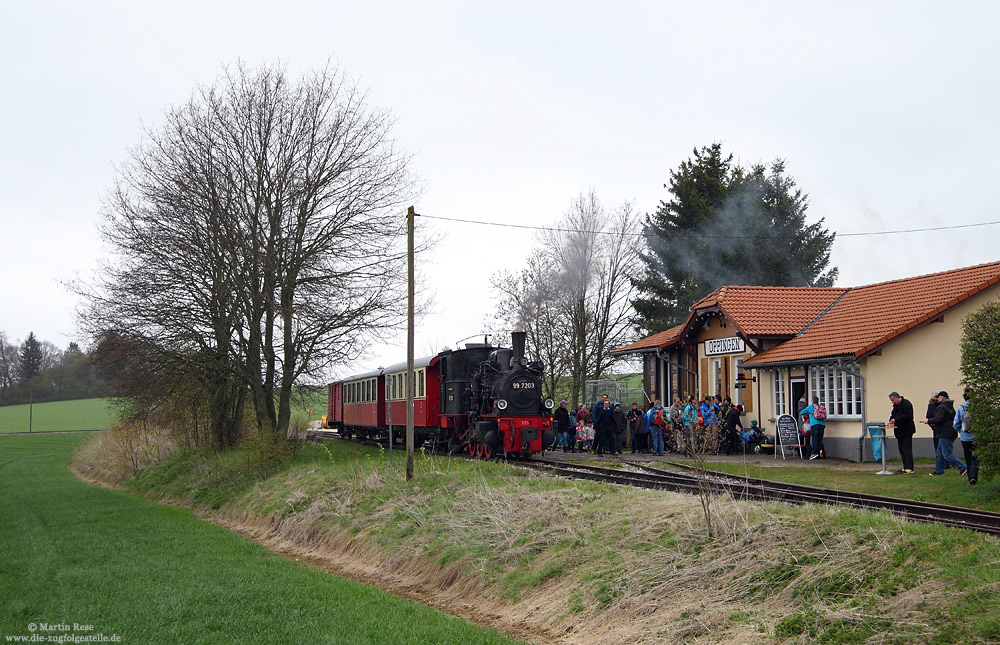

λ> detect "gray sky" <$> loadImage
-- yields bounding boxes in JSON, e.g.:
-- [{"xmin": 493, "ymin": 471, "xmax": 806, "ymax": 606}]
[{"xmin": 3, "ymin": 1, "xmax": 999, "ymax": 377}]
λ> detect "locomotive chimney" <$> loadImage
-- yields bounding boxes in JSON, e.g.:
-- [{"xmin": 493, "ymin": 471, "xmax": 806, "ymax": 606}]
[{"xmin": 511, "ymin": 330, "xmax": 527, "ymax": 366}]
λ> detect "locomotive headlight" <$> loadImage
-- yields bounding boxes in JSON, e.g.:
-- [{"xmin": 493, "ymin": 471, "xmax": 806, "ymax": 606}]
[
  {"xmin": 496, "ymin": 399, "xmax": 508, "ymax": 410},
  {"xmin": 544, "ymin": 398, "xmax": 554, "ymax": 410}
]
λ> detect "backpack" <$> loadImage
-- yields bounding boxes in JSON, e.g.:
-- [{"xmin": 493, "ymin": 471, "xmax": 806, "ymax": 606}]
[
  {"xmin": 962, "ymin": 405, "xmax": 972, "ymax": 433},
  {"xmin": 814, "ymin": 404, "xmax": 827, "ymax": 420},
  {"xmin": 653, "ymin": 409, "xmax": 664, "ymax": 426}
]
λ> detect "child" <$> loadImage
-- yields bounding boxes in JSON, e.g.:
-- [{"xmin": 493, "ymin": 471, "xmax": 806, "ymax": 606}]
[
  {"xmin": 584, "ymin": 422, "xmax": 595, "ymax": 454},
  {"xmin": 574, "ymin": 420, "xmax": 587, "ymax": 453}
]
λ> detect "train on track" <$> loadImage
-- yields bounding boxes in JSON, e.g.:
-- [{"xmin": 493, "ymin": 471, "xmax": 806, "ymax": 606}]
[{"xmin": 326, "ymin": 331, "xmax": 555, "ymax": 459}]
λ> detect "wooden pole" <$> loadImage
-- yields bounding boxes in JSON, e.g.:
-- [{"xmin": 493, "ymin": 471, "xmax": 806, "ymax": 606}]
[{"xmin": 406, "ymin": 206, "xmax": 415, "ymax": 480}]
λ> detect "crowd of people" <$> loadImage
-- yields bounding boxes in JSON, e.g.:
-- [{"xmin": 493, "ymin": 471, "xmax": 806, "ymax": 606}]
[
  {"xmin": 551, "ymin": 388, "xmax": 980, "ymax": 485},
  {"xmin": 888, "ymin": 389, "xmax": 978, "ymax": 484},
  {"xmin": 550, "ymin": 393, "xmax": 750, "ymax": 457}
]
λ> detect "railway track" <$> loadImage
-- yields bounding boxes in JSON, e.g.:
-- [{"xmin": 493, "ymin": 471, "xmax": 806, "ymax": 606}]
[
  {"xmin": 310, "ymin": 429, "xmax": 1000, "ymax": 536},
  {"xmin": 527, "ymin": 457, "xmax": 1000, "ymax": 536}
]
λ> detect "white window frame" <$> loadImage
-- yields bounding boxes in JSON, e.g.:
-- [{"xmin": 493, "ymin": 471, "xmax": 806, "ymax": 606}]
[
  {"xmin": 809, "ymin": 362, "xmax": 862, "ymax": 418},
  {"xmin": 773, "ymin": 368, "xmax": 787, "ymax": 416},
  {"xmin": 710, "ymin": 358, "xmax": 723, "ymax": 398}
]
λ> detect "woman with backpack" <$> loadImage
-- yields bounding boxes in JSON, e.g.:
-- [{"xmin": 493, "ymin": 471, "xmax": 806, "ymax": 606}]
[{"xmin": 801, "ymin": 395, "xmax": 827, "ymax": 460}]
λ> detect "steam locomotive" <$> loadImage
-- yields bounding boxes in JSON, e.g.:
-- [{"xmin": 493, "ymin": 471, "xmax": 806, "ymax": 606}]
[{"xmin": 326, "ymin": 331, "xmax": 555, "ymax": 458}]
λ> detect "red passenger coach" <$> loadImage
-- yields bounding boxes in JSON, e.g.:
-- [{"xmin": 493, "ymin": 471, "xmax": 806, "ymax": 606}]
[{"xmin": 382, "ymin": 356, "xmax": 441, "ymax": 430}]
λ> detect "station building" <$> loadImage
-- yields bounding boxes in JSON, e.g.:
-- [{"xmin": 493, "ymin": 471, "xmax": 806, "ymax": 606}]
[{"xmin": 611, "ymin": 261, "xmax": 1000, "ymax": 461}]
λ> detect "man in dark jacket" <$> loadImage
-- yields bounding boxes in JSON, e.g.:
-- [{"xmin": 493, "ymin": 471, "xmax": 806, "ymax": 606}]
[
  {"xmin": 887, "ymin": 392, "xmax": 915, "ymax": 473},
  {"xmin": 721, "ymin": 402, "xmax": 743, "ymax": 455},
  {"xmin": 924, "ymin": 391, "xmax": 966, "ymax": 476},
  {"xmin": 612, "ymin": 403, "xmax": 627, "ymax": 455},
  {"xmin": 554, "ymin": 400, "xmax": 572, "ymax": 452},
  {"xmin": 593, "ymin": 398, "xmax": 614, "ymax": 456}
]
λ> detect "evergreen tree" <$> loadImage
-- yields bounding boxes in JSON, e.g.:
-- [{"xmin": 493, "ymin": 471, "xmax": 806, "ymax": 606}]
[
  {"xmin": 632, "ymin": 143, "xmax": 837, "ymax": 334},
  {"xmin": 19, "ymin": 332, "xmax": 43, "ymax": 383}
]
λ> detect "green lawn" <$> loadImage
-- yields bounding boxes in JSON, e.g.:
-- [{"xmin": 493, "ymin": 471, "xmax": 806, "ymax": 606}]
[
  {"xmin": 0, "ymin": 398, "xmax": 116, "ymax": 433},
  {"xmin": 687, "ymin": 455, "xmax": 1000, "ymax": 512},
  {"xmin": 0, "ymin": 389, "xmax": 325, "ymax": 435},
  {"xmin": 0, "ymin": 433, "xmax": 522, "ymax": 644}
]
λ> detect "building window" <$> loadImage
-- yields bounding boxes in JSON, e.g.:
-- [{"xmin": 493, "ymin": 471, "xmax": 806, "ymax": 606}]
[
  {"xmin": 809, "ymin": 362, "xmax": 862, "ymax": 418},
  {"xmin": 773, "ymin": 368, "xmax": 787, "ymax": 416},
  {"xmin": 710, "ymin": 358, "xmax": 722, "ymax": 398}
]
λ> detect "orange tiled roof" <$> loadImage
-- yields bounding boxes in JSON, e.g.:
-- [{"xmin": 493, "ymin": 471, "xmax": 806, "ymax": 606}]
[
  {"xmin": 743, "ymin": 261, "xmax": 1000, "ymax": 366},
  {"xmin": 611, "ymin": 324, "xmax": 684, "ymax": 355},
  {"xmin": 692, "ymin": 285, "xmax": 848, "ymax": 337}
]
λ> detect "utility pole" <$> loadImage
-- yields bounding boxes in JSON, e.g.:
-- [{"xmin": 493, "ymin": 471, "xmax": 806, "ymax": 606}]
[{"xmin": 406, "ymin": 206, "xmax": 415, "ymax": 480}]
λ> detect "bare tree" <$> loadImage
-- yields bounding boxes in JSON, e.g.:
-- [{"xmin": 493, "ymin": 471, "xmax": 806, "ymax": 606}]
[
  {"xmin": 491, "ymin": 190, "xmax": 642, "ymax": 406},
  {"xmin": 0, "ymin": 333, "xmax": 19, "ymax": 391},
  {"xmin": 491, "ymin": 250, "xmax": 571, "ymax": 399},
  {"xmin": 80, "ymin": 62, "xmax": 415, "ymax": 446}
]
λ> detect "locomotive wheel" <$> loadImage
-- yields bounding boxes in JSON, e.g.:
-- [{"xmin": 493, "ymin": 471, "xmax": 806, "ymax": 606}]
[
  {"xmin": 467, "ymin": 442, "xmax": 476, "ymax": 456},
  {"xmin": 476, "ymin": 444, "xmax": 486, "ymax": 458},
  {"xmin": 482, "ymin": 444, "xmax": 494, "ymax": 460}
]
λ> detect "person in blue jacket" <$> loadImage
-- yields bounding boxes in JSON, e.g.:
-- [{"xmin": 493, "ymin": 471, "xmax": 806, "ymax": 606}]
[
  {"xmin": 801, "ymin": 396, "xmax": 827, "ymax": 460},
  {"xmin": 645, "ymin": 399, "xmax": 666, "ymax": 456},
  {"xmin": 953, "ymin": 389, "xmax": 977, "ymax": 484}
]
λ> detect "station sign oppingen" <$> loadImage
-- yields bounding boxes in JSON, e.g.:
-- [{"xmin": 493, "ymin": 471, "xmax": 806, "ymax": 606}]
[{"xmin": 703, "ymin": 336, "xmax": 745, "ymax": 356}]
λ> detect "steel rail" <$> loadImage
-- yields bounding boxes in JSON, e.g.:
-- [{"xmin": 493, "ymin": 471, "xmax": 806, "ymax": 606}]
[
  {"xmin": 527, "ymin": 458, "xmax": 1000, "ymax": 536},
  {"xmin": 310, "ymin": 431, "xmax": 1000, "ymax": 535}
]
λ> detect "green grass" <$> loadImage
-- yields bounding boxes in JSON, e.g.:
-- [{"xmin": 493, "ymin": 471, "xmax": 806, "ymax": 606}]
[
  {"xmin": 0, "ymin": 398, "xmax": 116, "ymax": 433},
  {"xmin": 692, "ymin": 456, "xmax": 1000, "ymax": 512},
  {"xmin": 0, "ymin": 433, "xmax": 523, "ymax": 644}
]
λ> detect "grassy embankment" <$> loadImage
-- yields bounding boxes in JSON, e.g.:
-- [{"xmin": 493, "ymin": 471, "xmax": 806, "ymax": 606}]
[
  {"xmin": 0, "ymin": 433, "xmax": 522, "ymax": 644},
  {"xmin": 74, "ymin": 433, "xmax": 1000, "ymax": 644}
]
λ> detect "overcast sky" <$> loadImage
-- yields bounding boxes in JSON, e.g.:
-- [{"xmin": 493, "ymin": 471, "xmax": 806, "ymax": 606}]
[{"xmin": 2, "ymin": 2, "xmax": 999, "ymax": 377}]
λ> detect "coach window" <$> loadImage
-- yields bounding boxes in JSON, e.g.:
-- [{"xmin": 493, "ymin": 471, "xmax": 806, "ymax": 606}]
[{"xmin": 418, "ymin": 369, "xmax": 425, "ymax": 398}]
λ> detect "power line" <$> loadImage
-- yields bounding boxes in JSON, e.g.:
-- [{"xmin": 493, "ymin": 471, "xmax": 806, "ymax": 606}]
[{"xmin": 415, "ymin": 213, "xmax": 1000, "ymax": 239}]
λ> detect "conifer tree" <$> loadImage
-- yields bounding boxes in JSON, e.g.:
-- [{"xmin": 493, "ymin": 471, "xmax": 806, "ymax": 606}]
[
  {"xmin": 19, "ymin": 332, "xmax": 42, "ymax": 383},
  {"xmin": 632, "ymin": 143, "xmax": 837, "ymax": 334}
]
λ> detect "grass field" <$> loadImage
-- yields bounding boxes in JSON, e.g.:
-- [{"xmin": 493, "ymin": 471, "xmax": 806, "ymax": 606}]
[
  {"xmin": 0, "ymin": 398, "xmax": 116, "ymax": 433},
  {"xmin": 0, "ymin": 433, "xmax": 523, "ymax": 644},
  {"xmin": 0, "ymin": 388, "xmax": 326, "ymax": 436}
]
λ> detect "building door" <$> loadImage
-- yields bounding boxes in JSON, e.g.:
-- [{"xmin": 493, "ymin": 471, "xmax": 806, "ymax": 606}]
[{"xmin": 791, "ymin": 379, "xmax": 806, "ymax": 416}]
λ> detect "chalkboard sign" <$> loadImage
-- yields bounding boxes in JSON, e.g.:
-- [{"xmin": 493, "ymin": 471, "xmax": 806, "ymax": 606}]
[{"xmin": 775, "ymin": 414, "xmax": 800, "ymax": 447}]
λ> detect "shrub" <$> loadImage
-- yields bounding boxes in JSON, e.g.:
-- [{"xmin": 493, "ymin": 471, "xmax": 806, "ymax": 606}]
[{"xmin": 960, "ymin": 300, "xmax": 1000, "ymax": 481}]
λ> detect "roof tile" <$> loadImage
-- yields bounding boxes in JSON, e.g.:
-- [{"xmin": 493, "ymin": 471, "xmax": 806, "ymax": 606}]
[{"xmin": 744, "ymin": 260, "xmax": 1000, "ymax": 366}]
